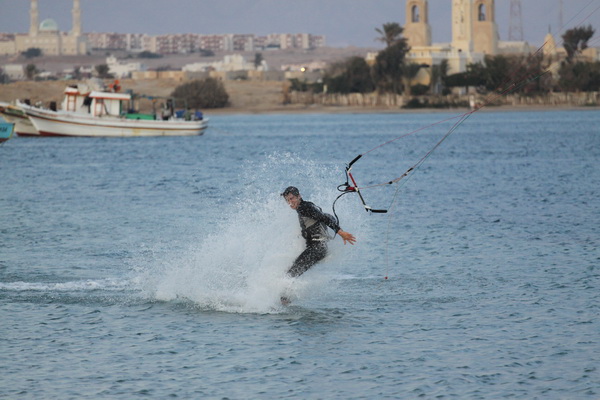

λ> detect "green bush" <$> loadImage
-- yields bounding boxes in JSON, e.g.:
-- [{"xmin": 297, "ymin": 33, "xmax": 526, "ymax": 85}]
[
  {"xmin": 171, "ymin": 78, "xmax": 229, "ymax": 109},
  {"xmin": 323, "ymin": 56, "xmax": 375, "ymax": 94},
  {"xmin": 22, "ymin": 48, "xmax": 42, "ymax": 58},
  {"xmin": 138, "ymin": 51, "xmax": 163, "ymax": 59},
  {"xmin": 411, "ymin": 84, "xmax": 429, "ymax": 96}
]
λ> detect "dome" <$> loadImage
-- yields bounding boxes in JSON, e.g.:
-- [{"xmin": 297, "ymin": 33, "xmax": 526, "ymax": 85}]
[{"xmin": 39, "ymin": 18, "xmax": 59, "ymax": 32}]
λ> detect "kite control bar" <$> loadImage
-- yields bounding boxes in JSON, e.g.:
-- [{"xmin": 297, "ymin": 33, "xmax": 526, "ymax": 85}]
[{"xmin": 337, "ymin": 154, "xmax": 387, "ymax": 214}]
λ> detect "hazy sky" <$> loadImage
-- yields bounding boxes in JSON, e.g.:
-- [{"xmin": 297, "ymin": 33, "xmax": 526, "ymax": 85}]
[{"xmin": 1, "ymin": 0, "xmax": 599, "ymax": 48}]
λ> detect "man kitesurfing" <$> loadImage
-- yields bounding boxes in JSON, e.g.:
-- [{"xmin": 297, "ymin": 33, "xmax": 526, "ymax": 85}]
[{"xmin": 281, "ymin": 186, "xmax": 356, "ymax": 278}]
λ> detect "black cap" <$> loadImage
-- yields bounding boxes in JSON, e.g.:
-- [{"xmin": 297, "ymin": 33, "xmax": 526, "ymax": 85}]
[{"xmin": 281, "ymin": 186, "xmax": 300, "ymax": 197}]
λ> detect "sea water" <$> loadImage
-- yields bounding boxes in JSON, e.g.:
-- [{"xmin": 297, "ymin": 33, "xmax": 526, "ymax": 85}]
[{"xmin": 1, "ymin": 110, "xmax": 599, "ymax": 399}]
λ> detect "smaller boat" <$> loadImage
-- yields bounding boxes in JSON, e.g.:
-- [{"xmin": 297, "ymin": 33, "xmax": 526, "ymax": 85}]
[
  {"xmin": 0, "ymin": 102, "xmax": 39, "ymax": 136},
  {"xmin": 0, "ymin": 120, "xmax": 15, "ymax": 143}
]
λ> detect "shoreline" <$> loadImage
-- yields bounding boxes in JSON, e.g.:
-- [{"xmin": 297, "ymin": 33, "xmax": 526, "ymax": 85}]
[
  {"xmin": 205, "ymin": 103, "xmax": 599, "ymax": 116},
  {"xmin": 1, "ymin": 79, "xmax": 597, "ymax": 117}
]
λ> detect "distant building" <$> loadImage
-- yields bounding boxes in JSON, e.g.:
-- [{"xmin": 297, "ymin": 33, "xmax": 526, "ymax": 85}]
[
  {"xmin": 2, "ymin": 64, "xmax": 25, "ymax": 80},
  {"xmin": 0, "ymin": 0, "xmax": 87, "ymax": 56},
  {"xmin": 82, "ymin": 32, "xmax": 326, "ymax": 54},
  {"xmin": 233, "ymin": 34, "xmax": 255, "ymax": 52},
  {"xmin": 0, "ymin": 2, "xmax": 324, "ymax": 56},
  {"xmin": 182, "ymin": 54, "xmax": 267, "ymax": 73},
  {"xmin": 87, "ymin": 32, "xmax": 148, "ymax": 52},
  {"xmin": 281, "ymin": 61, "xmax": 326, "ymax": 82},
  {"xmin": 400, "ymin": 0, "xmax": 550, "ymax": 91},
  {"xmin": 281, "ymin": 61, "xmax": 327, "ymax": 72},
  {"xmin": 0, "ymin": 1, "xmax": 324, "ymax": 56},
  {"xmin": 403, "ymin": 0, "xmax": 504, "ymax": 77},
  {"xmin": 106, "ymin": 55, "xmax": 147, "ymax": 78}
]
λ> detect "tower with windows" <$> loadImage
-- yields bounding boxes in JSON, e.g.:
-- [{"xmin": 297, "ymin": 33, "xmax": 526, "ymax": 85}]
[
  {"xmin": 404, "ymin": 0, "xmax": 431, "ymax": 47},
  {"xmin": 18, "ymin": 0, "xmax": 88, "ymax": 55},
  {"xmin": 451, "ymin": 0, "xmax": 474, "ymax": 52},
  {"xmin": 450, "ymin": 0, "xmax": 498, "ymax": 54},
  {"xmin": 473, "ymin": 0, "xmax": 498, "ymax": 54}
]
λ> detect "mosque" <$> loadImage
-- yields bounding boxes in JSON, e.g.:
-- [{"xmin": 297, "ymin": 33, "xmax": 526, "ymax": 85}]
[
  {"xmin": 0, "ymin": 0, "xmax": 87, "ymax": 56},
  {"xmin": 362, "ymin": 0, "xmax": 543, "ymax": 89},
  {"xmin": 403, "ymin": 0, "xmax": 533, "ymax": 77}
]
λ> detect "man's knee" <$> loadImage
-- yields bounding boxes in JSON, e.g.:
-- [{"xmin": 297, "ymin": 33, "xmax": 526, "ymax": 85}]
[
  {"xmin": 287, "ymin": 256, "xmax": 312, "ymax": 277},
  {"xmin": 287, "ymin": 245, "xmax": 327, "ymax": 277}
]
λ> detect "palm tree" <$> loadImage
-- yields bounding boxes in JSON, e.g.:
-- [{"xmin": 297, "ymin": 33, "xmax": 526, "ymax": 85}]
[
  {"xmin": 375, "ymin": 23, "xmax": 405, "ymax": 48},
  {"xmin": 373, "ymin": 41, "xmax": 410, "ymax": 94},
  {"xmin": 562, "ymin": 25, "xmax": 595, "ymax": 62}
]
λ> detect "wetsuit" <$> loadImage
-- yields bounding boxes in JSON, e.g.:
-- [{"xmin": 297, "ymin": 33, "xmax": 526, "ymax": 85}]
[{"xmin": 287, "ymin": 199, "xmax": 341, "ymax": 277}]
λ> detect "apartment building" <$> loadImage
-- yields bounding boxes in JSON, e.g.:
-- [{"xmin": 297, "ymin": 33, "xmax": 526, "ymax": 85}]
[{"xmin": 83, "ymin": 32, "xmax": 326, "ymax": 54}]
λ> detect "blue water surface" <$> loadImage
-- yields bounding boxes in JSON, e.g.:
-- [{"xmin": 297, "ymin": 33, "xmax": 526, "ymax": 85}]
[{"xmin": 1, "ymin": 109, "xmax": 599, "ymax": 399}]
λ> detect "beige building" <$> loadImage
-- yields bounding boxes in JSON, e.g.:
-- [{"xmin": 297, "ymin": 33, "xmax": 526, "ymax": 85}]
[
  {"xmin": 0, "ymin": 0, "xmax": 87, "ymax": 56},
  {"xmin": 404, "ymin": 0, "xmax": 501, "ymax": 82}
]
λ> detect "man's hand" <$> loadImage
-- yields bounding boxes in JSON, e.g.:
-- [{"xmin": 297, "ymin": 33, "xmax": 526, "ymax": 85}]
[{"xmin": 338, "ymin": 230, "xmax": 356, "ymax": 245}]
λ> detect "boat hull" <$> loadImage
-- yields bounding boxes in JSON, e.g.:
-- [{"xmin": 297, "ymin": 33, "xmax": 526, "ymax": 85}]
[
  {"xmin": 0, "ymin": 103, "xmax": 39, "ymax": 136},
  {"xmin": 23, "ymin": 105, "xmax": 208, "ymax": 137},
  {"xmin": 0, "ymin": 122, "xmax": 15, "ymax": 142}
]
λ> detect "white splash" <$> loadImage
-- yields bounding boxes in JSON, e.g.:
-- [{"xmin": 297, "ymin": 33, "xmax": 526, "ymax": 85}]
[
  {"xmin": 0, "ymin": 279, "xmax": 128, "ymax": 292},
  {"xmin": 135, "ymin": 153, "xmax": 365, "ymax": 313}
]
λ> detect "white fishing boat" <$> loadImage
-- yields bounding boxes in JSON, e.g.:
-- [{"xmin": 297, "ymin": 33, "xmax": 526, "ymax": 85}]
[
  {"xmin": 19, "ymin": 82, "xmax": 208, "ymax": 137},
  {"xmin": 0, "ymin": 102, "xmax": 39, "ymax": 136}
]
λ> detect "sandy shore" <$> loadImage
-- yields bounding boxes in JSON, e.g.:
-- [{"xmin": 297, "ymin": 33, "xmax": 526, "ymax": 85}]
[
  {"xmin": 1, "ymin": 78, "xmax": 596, "ymax": 115},
  {"xmin": 0, "ymin": 78, "xmax": 312, "ymax": 114}
]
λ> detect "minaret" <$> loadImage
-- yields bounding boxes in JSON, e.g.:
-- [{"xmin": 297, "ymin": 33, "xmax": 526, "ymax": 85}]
[
  {"xmin": 452, "ymin": 0, "xmax": 473, "ymax": 52},
  {"xmin": 71, "ymin": 0, "xmax": 82, "ymax": 36},
  {"xmin": 29, "ymin": 0, "xmax": 39, "ymax": 37},
  {"xmin": 404, "ymin": 0, "xmax": 432, "ymax": 47},
  {"xmin": 473, "ymin": 0, "xmax": 498, "ymax": 54},
  {"xmin": 543, "ymin": 30, "xmax": 558, "ymax": 60}
]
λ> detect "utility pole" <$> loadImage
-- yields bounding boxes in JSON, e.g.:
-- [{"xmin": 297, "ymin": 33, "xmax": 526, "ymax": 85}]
[{"xmin": 509, "ymin": 0, "xmax": 524, "ymax": 41}]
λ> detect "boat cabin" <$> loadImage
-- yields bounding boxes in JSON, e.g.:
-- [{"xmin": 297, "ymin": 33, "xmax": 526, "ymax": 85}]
[{"xmin": 62, "ymin": 86, "xmax": 131, "ymax": 117}]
